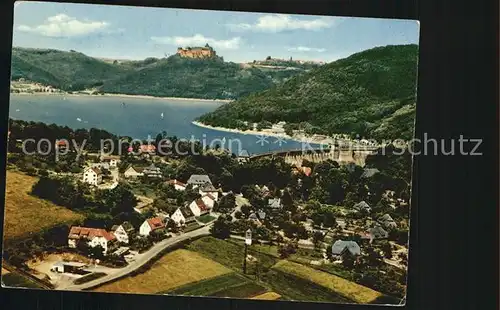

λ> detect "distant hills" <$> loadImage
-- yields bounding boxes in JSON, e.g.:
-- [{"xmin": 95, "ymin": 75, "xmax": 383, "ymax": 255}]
[
  {"xmin": 10, "ymin": 47, "xmax": 310, "ymax": 100},
  {"xmin": 197, "ymin": 44, "xmax": 419, "ymax": 140}
]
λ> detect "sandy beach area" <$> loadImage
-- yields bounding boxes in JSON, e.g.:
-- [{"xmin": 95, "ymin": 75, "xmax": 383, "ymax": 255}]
[
  {"xmin": 191, "ymin": 121, "xmax": 333, "ymax": 146},
  {"xmin": 10, "ymin": 92, "xmax": 232, "ymax": 103}
]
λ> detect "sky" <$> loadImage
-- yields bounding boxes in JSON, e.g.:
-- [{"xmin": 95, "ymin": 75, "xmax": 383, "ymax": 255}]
[{"xmin": 12, "ymin": 1, "xmax": 419, "ymax": 63}]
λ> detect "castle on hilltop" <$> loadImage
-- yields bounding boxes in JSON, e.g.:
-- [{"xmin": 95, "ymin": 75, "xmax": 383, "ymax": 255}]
[{"xmin": 177, "ymin": 44, "xmax": 217, "ymax": 59}]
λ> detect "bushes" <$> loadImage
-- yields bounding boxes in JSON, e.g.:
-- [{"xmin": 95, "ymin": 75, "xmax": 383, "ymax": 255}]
[{"xmin": 73, "ymin": 272, "xmax": 107, "ymax": 285}]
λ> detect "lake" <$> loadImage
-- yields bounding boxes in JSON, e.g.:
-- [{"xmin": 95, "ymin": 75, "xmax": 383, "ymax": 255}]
[{"xmin": 9, "ymin": 94, "xmax": 318, "ymax": 155}]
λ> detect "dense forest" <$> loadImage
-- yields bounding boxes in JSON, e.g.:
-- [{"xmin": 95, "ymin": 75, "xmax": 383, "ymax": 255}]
[
  {"xmin": 197, "ymin": 44, "xmax": 419, "ymax": 140},
  {"xmin": 11, "ymin": 48, "xmax": 130, "ymax": 91},
  {"xmin": 11, "ymin": 47, "xmax": 304, "ymax": 99}
]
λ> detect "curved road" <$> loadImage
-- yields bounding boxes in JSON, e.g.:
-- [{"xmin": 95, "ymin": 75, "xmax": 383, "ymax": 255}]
[{"xmin": 63, "ymin": 224, "xmax": 212, "ymax": 291}]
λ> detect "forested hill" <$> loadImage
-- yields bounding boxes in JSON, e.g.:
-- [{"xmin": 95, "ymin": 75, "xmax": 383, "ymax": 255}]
[
  {"xmin": 197, "ymin": 44, "xmax": 419, "ymax": 140},
  {"xmin": 99, "ymin": 55, "xmax": 300, "ymax": 99},
  {"xmin": 10, "ymin": 47, "xmax": 303, "ymax": 99},
  {"xmin": 11, "ymin": 48, "xmax": 131, "ymax": 91}
]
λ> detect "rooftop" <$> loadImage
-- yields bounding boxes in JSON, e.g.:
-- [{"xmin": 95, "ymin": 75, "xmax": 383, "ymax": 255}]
[
  {"xmin": 199, "ymin": 183, "xmax": 217, "ymax": 192},
  {"xmin": 187, "ymin": 174, "xmax": 212, "ymax": 185},
  {"xmin": 331, "ymin": 240, "xmax": 361, "ymax": 256},
  {"xmin": 68, "ymin": 226, "xmax": 115, "ymax": 241},
  {"xmin": 146, "ymin": 217, "xmax": 165, "ymax": 230}
]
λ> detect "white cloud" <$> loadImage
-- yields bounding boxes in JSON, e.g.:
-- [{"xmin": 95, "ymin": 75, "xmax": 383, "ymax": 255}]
[
  {"xmin": 288, "ymin": 46, "xmax": 326, "ymax": 53},
  {"xmin": 17, "ymin": 14, "xmax": 110, "ymax": 37},
  {"xmin": 227, "ymin": 14, "xmax": 338, "ymax": 33},
  {"xmin": 151, "ymin": 34, "xmax": 242, "ymax": 50}
]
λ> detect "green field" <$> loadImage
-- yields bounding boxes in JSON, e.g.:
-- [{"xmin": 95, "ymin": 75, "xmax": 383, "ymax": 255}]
[
  {"xmin": 1, "ymin": 272, "xmax": 44, "ymax": 289},
  {"xmin": 93, "ymin": 249, "xmax": 232, "ymax": 294},
  {"xmin": 195, "ymin": 214, "xmax": 216, "ymax": 224},
  {"xmin": 187, "ymin": 237, "xmax": 277, "ymax": 273},
  {"xmin": 261, "ymin": 269, "xmax": 351, "ymax": 303},
  {"xmin": 167, "ymin": 273, "xmax": 267, "ymax": 298},
  {"xmin": 273, "ymin": 260, "xmax": 383, "ymax": 304},
  {"xmin": 212, "ymin": 281, "xmax": 267, "ymax": 298},
  {"xmin": 73, "ymin": 272, "xmax": 107, "ymax": 285},
  {"xmin": 188, "ymin": 237, "xmax": 356, "ymax": 303}
]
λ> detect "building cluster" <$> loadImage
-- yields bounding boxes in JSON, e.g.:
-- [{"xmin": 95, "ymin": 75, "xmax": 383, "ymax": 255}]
[
  {"xmin": 69, "ymin": 173, "xmax": 221, "ymax": 257},
  {"xmin": 176, "ymin": 44, "xmax": 217, "ymax": 59}
]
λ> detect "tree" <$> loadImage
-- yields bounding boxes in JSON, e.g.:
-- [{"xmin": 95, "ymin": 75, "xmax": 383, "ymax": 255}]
[
  {"xmin": 210, "ymin": 216, "xmax": 231, "ymax": 239},
  {"xmin": 323, "ymin": 211, "xmax": 336, "ymax": 228},
  {"xmin": 398, "ymin": 252, "xmax": 408, "ymax": 266},
  {"xmin": 167, "ymin": 220, "xmax": 179, "ymax": 233},
  {"xmin": 364, "ymin": 246, "xmax": 383, "ymax": 267},
  {"xmin": 216, "ymin": 193, "xmax": 236, "ymax": 213},
  {"xmin": 240, "ymin": 204, "xmax": 253, "ymax": 217},
  {"xmin": 342, "ymin": 252, "xmax": 356, "ymax": 269},
  {"xmin": 312, "ymin": 231, "xmax": 325, "ymax": 247},
  {"xmin": 325, "ymin": 245, "xmax": 333, "ymax": 261},
  {"xmin": 278, "ymin": 242, "xmax": 297, "ymax": 258},
  {"xmin": 234, "ymin": 211, "xmax": 243, "ymax": 219},
  {"xmin": 380, "ymin": 241, "xmax": 393, "ymax": 259},
  {"xmin": 149, "ymin": 229, "xmax": 166, "ymax": 242},
  {"xmin": 256, "ymin": 226, "xmax": 271, "ymax": 241},
  {"xmin": 88, "ymin": 245, "xmax": 105, "ymax": 260},
  {"xmin": 283, "ymin": 221, "xmax": 298, "ymax": 239},
  {"xmin": 276, "ymin": 234, "xmax": 284, "ymax": 246},
  {"xmin": 296, "ymin": 225, "xmax": 309, "ymax": 240},
  {"xmin": 281, "ymin": 189, "xmax": 296, "ymax": 213}
]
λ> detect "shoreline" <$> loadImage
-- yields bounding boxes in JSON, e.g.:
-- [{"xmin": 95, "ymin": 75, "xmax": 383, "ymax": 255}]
[
  {"xmin": 10, "ymin": 92, "xmax": 233, "ymax": 103},
  {"xmin": 191, "ymin": 121, "xmax": 332, "ymax": 146}
]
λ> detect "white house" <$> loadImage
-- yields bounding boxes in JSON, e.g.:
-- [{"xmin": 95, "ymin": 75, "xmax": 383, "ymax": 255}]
[
  {"xmin": 166, "ymin": 179, "xmax": 187, "ymax": 191},
  {"xmin": 101, "ymin": 155, "xmax": 120, "ymax": 168},
  {"xmin": 83, "ymin": 167, "xmax": 103, "ymax": 186},
  {"xmin": 67, "ymin": 226, "xmax": 117, "ymax": 255},
  {"xmin": 188, "ymin": 199, "xmax": 210, "ymax": 217},
  {"xmin": 198, "ymin": 183, "xmax": 219, "ymax": 201},
  {"xmin": 139, "ymin": 217, "xmax": 166, "ymax": 236},
  {"xmin": 111, "ymin": 222, "xmax": 135, "ymax": 244},
  {"xmin": 237, "ymin": 150, "xmax": 250, "ymax": 164},
  {"xmin": 170, "ymin": 207, "xmax": 195, "ymax": 226},
  {"xmin": 201, "ymin": 194, "xmax": 216, "ymax": 209},
  {"xmin": 124, "ymin": 166, "xmax": 144, "ymax": 179},
  {"xmin": 143, "ymin": 164, "xmax": 162, "ymax": 178}
]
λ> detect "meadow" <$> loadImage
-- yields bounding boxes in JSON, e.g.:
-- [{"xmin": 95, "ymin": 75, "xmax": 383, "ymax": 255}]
[
  {"xmin": 273, "ymin": 260, "xmax": 383, "ymax": 304},
  {"xmin": 3, "ymin": 170, "xmax": 84, "ymax": 240},
  {"xmin": 93, "ymin": 249, "xmax": 232, "ymax": 294}
]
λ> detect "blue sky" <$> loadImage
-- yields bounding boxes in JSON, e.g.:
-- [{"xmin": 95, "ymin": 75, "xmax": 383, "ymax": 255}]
[{"xmin": 12, "ymin": 1, "xmax": 419, "ymax": 63}]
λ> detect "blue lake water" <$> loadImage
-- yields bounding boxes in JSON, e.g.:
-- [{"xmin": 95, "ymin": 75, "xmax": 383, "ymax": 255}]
[{"xmin": 9, "ymin": 94, "xmax": 320, "ymax": 155}]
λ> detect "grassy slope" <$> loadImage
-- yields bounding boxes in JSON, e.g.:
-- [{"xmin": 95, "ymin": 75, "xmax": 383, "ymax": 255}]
[
  {"xmin": 273, "ymin": 260, "xmax": 383, "ymax": 304},
  {"xmin": 187, "ymin": 237, "xmax": 352, "ymax": 303},
  {"xmin": 1, "ymin": 271, "xmax": 44, "ymax": 289},
  {"xmin": 198, "ymin": 44, "xmax": 419, "ymax": 140},
  {"xmin": 186, "ymin": 236, "xmax": 277, "ymax": 272},
  {"xmin": 93, "ymin": 249, "xmax": 232, "ymax": 294},
  {"xmin": 3, "ymin": 170, "xmax": 84, "ymax": 240}
]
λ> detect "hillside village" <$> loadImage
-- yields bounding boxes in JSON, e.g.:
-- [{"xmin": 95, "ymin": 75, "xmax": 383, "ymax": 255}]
[
  {"xmin": 4, "ymin": 118, "xmax": 410, "ymax": 301},
  {"xmin": 4, "ymin": 44, "xmax": 415, "ymax": 303}
]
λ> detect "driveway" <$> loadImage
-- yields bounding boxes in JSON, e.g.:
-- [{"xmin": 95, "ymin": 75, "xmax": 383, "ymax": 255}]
[{"xmin": 63, "ymin": 224, "xmax": 212, "ymax": 291}]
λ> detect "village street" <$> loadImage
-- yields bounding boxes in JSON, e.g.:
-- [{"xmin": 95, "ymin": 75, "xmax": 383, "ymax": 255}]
[{"xmin": 63, "ymin": 224, "xmax": 212, "ymax": 291}]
